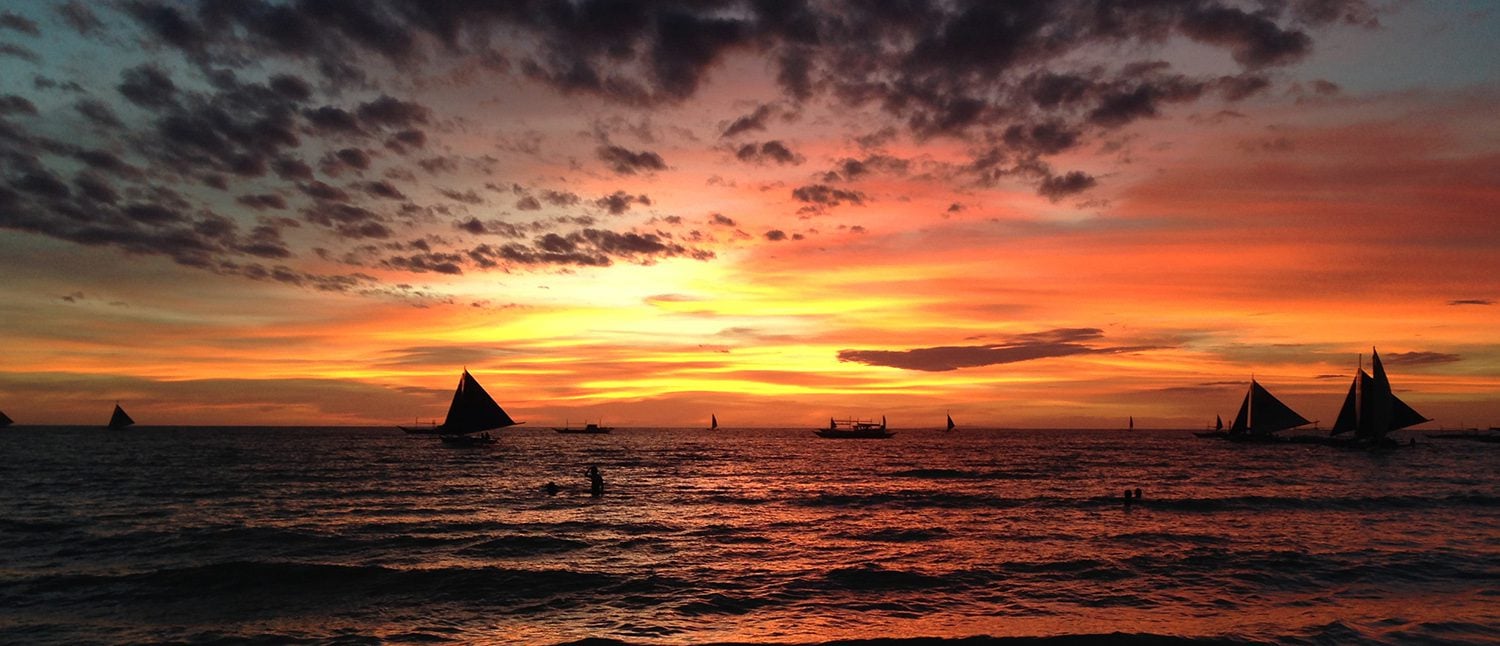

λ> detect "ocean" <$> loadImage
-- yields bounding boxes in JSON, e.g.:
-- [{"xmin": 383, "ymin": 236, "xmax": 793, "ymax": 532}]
[{"xmin": 1, "ymin": 427, "xmax": 1496, "ymax": 645}]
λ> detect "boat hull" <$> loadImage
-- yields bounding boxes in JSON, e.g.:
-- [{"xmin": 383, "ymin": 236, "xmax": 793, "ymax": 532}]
[
  {"xmin": 440, "ymin": 434, "xmax": 496, "ymax": 446},
  {"xmin": 814, "ymin": 429, "xmax": 893, "ymax": 439}
]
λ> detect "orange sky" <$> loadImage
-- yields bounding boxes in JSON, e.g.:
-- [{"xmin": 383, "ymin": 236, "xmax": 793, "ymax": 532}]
[{"xmin": 0, "ymin": 1, "xmax": 1496, "ymax": 427}]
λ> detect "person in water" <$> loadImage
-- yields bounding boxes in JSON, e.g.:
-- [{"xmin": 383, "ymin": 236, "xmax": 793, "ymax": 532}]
[
  {"xmin": 545, "ymin": 481, "xmax": 559, "ymax": 496},
  {"xmin": 1123, "ymin": 488, "xmax": 1134, "ymax": 507},
  {"xmin": 586, "ymin": 465, "xmax": 604, "ymax": 497}
]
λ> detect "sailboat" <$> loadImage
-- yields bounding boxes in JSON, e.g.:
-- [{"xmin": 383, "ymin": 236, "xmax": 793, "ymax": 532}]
[
  {"xmin": 401, "ymin": 369, "xmax": 520, "ymax": 446},
  {"xmin": 0, "ymin": 409, "xmax": 12, "ymax": 428},
  {"xmin": 1223, "ymin": 378, "xmax": 1311, "ymax": 442},
  {"xmin": 1329, "ymin": 348, "xmax": 1429, "ymax": 445},
  {"xmin": 1194, "ymin": 414, "xmax": 1227, "ymax": 438},
  {"xmin": 1128, "ymin": 416, "xmax": 1134, "ymax": 431},
  {"xmin": 107, "ymin": 403, "xmax": 135, "ymax": 430},
  {"xmin": 709, "ymin": 414, "xmax": 718, "ymax": 431},
  {"xmin": 946, "ymin": 412, "xmax": 955, "ymax": 432}
]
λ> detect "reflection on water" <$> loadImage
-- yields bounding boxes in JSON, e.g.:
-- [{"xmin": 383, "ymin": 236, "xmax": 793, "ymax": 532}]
[{"xmin": 1, "ymin": 427, "xmax": 1497, "ymax": 644}]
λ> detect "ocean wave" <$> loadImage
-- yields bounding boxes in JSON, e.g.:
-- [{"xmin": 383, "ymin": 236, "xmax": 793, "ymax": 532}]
[{"xmin": 2, "ymin": 561, "xmax": 617, "ymax": 608}]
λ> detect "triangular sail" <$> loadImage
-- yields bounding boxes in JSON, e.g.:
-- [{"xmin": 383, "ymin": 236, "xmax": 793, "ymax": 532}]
[
  {"xmin": 1389, "ymin": 393, "xmax": 1428, "ymax": 431},
  {"xmin": 946, "ymin": 413, "xmax": 955, "ymax": 431},
  {"xmin": 1214, "ymin": 415, "xmax": 1223, "ymax": 431},
  {"xmin": 108, "ymin": 404, "xmax": 135, "ymax": 429},
  {"xmin": 1230, "ymin": 379, "xmax": 1309, "ymax": 434},
  {"xmin": 1229, "ymin": 390, "xmax": 1252, "ymax": 434},
  {"xmin": 1330, "ymin": 371, "xmax": 1364, "ymax": 435},
  {"xmin": 711, "ymin": 414, "xmax": 718, "ymax": 430},
  {"xmin": 0, "ymin": 409, "xmax": 12, "ymax": 427},
  {"xmin": 439, "ymin": 370, "xmax": 516, "ymax": 435}
]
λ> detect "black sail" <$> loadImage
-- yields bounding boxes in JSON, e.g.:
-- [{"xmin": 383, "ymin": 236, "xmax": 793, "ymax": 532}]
[
  {"xmin": 1330, "ymin": 371, "xmax": 1365, "ymax": 435},
  {"xmin": 1230, "ymin": 379, "xmax": 1310, "ymax": 435},
  {"xmin": 439, "ymin": 370, "xmax": 517, "ymax": 435},
  {"xmin": 0, "ymin": 409, "xmax": 12, "ymax": 427},
  {"xmin": 108, "ymin": 404, "xmax": 135, "ymax": 429}
]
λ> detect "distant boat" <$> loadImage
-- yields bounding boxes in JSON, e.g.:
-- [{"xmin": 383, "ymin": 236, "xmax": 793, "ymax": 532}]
[
  {"xmin": 709, "ymin": 414, "xmax": 718, "ymax": 431},
  {"xmin": 0, "ymin": 409, "xmax": 11, "ymax": 428},
  {"xmin": 1330, "ymin": 348, "xmax": 1429, "ymax": 443},
  {"xmin": 1193, "ymin": 414, "xmax": 1227, "ymax": 439},
  {"xmin": 946, "ymin": 412, "xmax": 955, "ymax": 432},
  {"xmin": 1128, "ymin": 416, "xmax": 1134, "ymax": 431},
  {"xmin": 816, "ymin": 415, "xmax": 893, "ymax": 439},
  {"xmin": 1224, "ymin": 378, "xmax": 1311, "ymax": 441},
  {"xmin": 401, "ymin": 369, "xmax": 520, "ymax": 445},
  {"xmin": 1425, "ymin": 429, "xmax": 1500, "ymax": 443},
  {"xmin": 107, "ymin": 403, "xmax": 135, "ymax": 430},
  {"xmin": 555, "ymin": 421, "xmax": 612, "ymax": 434}
]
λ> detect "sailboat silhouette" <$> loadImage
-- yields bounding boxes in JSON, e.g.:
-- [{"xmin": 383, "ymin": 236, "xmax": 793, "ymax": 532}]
[{"xmin": 107, "ymin": 403, "xmax": 134, "ymax": 430}]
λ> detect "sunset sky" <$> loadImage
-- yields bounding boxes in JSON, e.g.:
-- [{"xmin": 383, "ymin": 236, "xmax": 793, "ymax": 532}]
[{"xmin": 1, "ymin": 0, "xmax": 1496, "ymax": 428}]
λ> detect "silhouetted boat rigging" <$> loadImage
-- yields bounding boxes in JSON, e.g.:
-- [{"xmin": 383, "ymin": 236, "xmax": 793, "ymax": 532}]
[
  {"xmin": 1223, "ymin": 378, "xmax": 1311, "ymax": 442},
  {"xmin": 816, "ymin": 416, "xmax": 893, "ymax": 439},
  {"xmin": 555, "ymin": 421, "xmax": 613, "ymax": 434},
  {"xmin": 1330, "ymin": 348, "xmax": 1429, "ymax": 445},
  {"xmin": 946, "ymin": 412, "xmax": 955, "ymax": 432},
  {"xmin": 1128, "ymin": 416, "xmax": 1134, "ymax": 431},
  {"xmin": 107, "ymin": 403, "xmax": 134, "ymax": 430},
  {"xmin": 709, "ymin": 414, "xmax": 718, "ymax": 431},
  {"xmin": 0, "ymin": 409, "xmax": 12, "ymax": 428},
  {"xmin": 1193, "ymin": 414, "xmax": 1226, "ymax": 438},
  {"xmin": 400, "ymin": 369, "xmax": 520, "ymax": 446}
]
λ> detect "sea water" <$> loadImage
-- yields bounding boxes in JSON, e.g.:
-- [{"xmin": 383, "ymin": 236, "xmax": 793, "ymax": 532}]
[{"xmin": 1, "ymin": 427, "xmax": 1496, "ymax": 645}]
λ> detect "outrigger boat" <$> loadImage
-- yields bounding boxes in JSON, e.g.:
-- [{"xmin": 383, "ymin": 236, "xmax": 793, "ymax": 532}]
[
  {"xmin": 816, "ymin": 416, "xmax": 893, "ymax": 439},
  {"xmin": 1328, "ymin": 348, "xmax": 1429, "ymax": 447},
  {"xmin": 107, "ymin": 403, "xmax": 135, "ymax": 430},
  {"xmin": 555, "ymin": 421, "xmax": 612, "ymax": 434}
]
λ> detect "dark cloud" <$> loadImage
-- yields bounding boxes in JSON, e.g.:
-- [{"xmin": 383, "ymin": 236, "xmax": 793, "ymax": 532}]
[
  {"xmin": 356, "ymin": 95, "xmax": 431, "ymax": 129},
  {"xmin": 361, "ymin": 180, "xmax": 405, "ymax": 200},
  {"xmin": 0, "ymin": 95, "xmax": 36, "ymax": 115},
  {"xmin": 1037, "ymin": 171, "xmax": 1098, "ymax": 201},
  {"xmin": 383, "ymin": 250, "xmax": 465, "ymax": 275},
  {"xmin": 791, "ymin": 184, "xmax": 866, "ymax": 208},
  {"xmin": 594, "ymin": 191, "xmax": 651, "ymax": 215},
  {"xmin": 117, "ymin": 64, "xmax": 178, "ymax": 109},
  {"xmin": 764, "ymin": 229, "xmax": 788, "ymax": 241},
  {"xmin": 438, "ymin": 188, "xmax": 484, "ymax": 205},
  {"xmin": 515, "ymin": 195, "xmax": 541, "ymax": 211},
  {"xmin": 0, "ymin": 12, "xmax": 40, "ymax": 36},
  {"xmin": 709, "ymin": 213, "xmax": 736, "ymax": 227},
  {"xmin": 722, "ymin": 102, "xmax": 798, "ymax": 138},
  {"xmin": 1382, "ymin": 351, "xmax": 1461, "ymax": 366},
  {"xmin": 597, "ymin": 145, "xmax": 666, "ymax": 175},
  {"xmin": 73, "ymin": 99, "xmax": 123, "ymax": 128},
  {"xmin": 735, "ymin": 140, "xmax": 802, "ymax": 165},
  {"xmin": 838, "ymin": 328, "xmax": 1140, "ymax": 372},
  {"xmin": 237, "ymin": 194, "xmax": 287, "ymax": 210},
  {"xmin": 821, "ymin": 154, "xmax": 910, "ymax": 182},
  {"xmin": 1179, "ymin": 6, "xmax": 1312, "ymax": 69},
  {"xmin": 0, "ymin": 43, "xmax": 38, "ymax": 63},
  {"xmin": 57, "ymin": 1, "xmax": 104, "ymax": 35},
  {"xmin": 1447, "ymin": 299, "xmax": 1491, "ymax": 306}
]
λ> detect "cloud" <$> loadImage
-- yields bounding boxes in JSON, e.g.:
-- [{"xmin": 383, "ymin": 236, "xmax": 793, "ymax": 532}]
[
  {"xmin": 838, "ymin": 328, "xmax": 1145, "ymax": 371},
  {"xmin": 735, "ymin": 140, "xmax": 802, "ymax": 165},
  {"xmin": 1382, "ymin": 351, "xmax": 1461, "ymax": 367},
  {"xmin": 792, "ymin": 184, "xmax": 867, "ymax": 208},
  {"xmin": 1037, "ymin": 171, "xmax": 1098, "ymax": 201},
  {"xmin": 0, "ymin": 11, "xmax": 39, "ymax": 36},
  {"xmin": 594, "ymin": 190, "xmax": 651, "ymax": 215},
  {"xmin": 1448, "ymin": 299, "xmax": 1491, "ymax": 306},
  {"xmin": 597, "ymin": 145, "xmax": 667, "ymax": 174}
]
